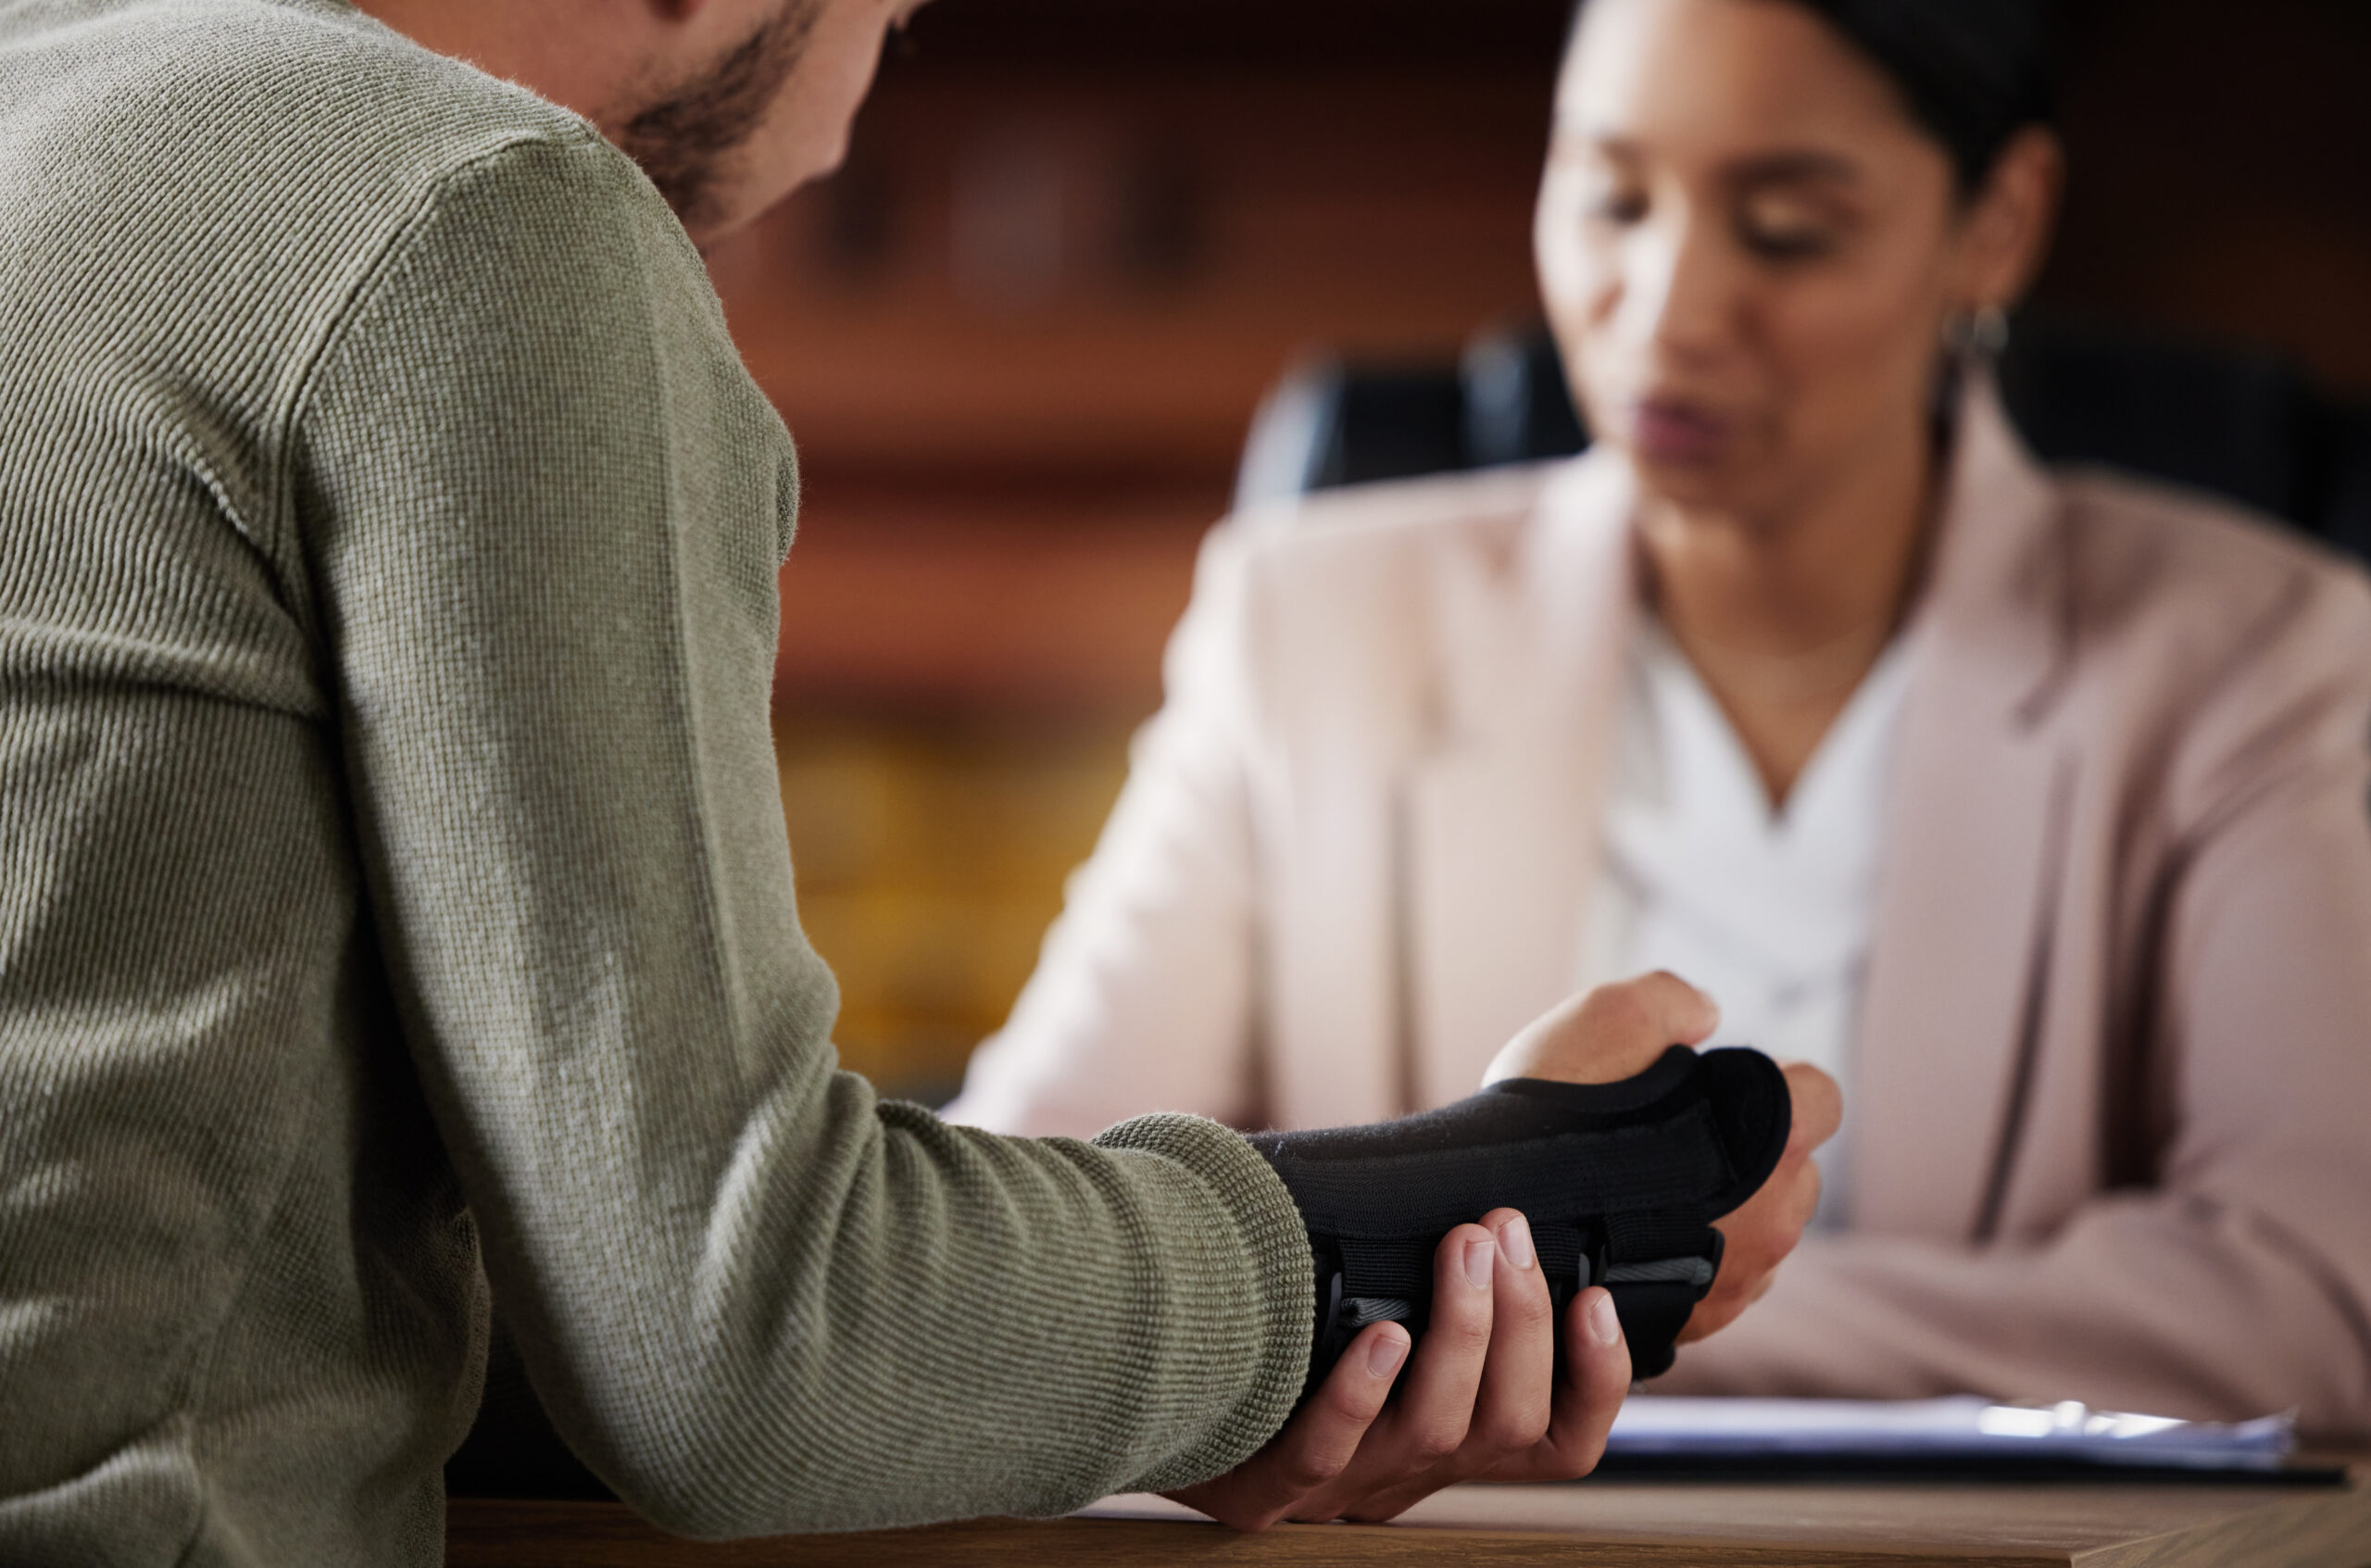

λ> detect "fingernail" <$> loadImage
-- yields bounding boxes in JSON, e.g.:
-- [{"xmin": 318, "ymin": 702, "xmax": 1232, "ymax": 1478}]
[
  {"xmin": 1462, "ymin": 1236, "xmax": 1494, "ymax": 1290},
  {"xmin": 1588, "ymin": 1290, "xmax": 1624, "ymax": 1347},
  {"xmin": 1498, "ymin": 1215, "xmax": 1536, "ymax": 1272},
  {"xmin": 1367, "ymin": 1327, "xmax": 1410, "ymax": 1378}
]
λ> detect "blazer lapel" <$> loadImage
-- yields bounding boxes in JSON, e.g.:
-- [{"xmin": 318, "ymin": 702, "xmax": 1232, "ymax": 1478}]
[
  {"xmin": 1853, "ymin": 378, "xmax": 2077, "ymax": 1239},
  {"xmin": 1401, "ymin": 456, "xmax": 1638, "ymax": 1109}
]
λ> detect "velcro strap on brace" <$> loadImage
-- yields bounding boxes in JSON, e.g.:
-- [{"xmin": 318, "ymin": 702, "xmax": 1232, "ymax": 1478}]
[{"xmin": 1249, "ymin": 1047, "xmax": 1790, "ymax": 1391}]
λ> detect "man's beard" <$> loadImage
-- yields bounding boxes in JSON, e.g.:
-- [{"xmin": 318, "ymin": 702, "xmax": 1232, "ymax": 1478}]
[{"xmin": 613, "ymin": 1, "xmax": 820, "ymax": 234}]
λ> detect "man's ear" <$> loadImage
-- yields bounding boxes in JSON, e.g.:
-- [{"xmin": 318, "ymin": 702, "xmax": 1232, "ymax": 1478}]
[{"xmin": 1961, "ymin": 126, "xmax": 2065, "ymax": 311}]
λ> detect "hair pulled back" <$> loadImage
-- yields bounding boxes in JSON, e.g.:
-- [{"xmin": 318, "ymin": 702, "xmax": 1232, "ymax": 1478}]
[{"xmin": 1572, "ymin": 0, "xmax": 2056, "ymax": 194}]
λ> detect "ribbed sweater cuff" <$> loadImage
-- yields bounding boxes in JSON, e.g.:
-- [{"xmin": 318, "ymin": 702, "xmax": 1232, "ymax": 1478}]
[{"xmin": 1092, "ymin": 1113, "xmax": 1311, "ymax": 1491}]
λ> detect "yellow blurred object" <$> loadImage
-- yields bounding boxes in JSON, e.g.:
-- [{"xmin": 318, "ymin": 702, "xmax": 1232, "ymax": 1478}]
[{"xmin": 774, "ymin": 715, "xmax": 1132, "ymax": 1104}]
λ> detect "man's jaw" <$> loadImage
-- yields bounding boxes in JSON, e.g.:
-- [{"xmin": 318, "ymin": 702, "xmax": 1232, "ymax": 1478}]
[{"xmin": 608, "ymin": 0, "xmax": 820, "ymax": 239}]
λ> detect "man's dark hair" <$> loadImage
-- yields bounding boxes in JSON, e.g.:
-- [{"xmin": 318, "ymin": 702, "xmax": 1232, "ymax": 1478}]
[
  {"xmin": 1571, "ymin": 0, "xmax": 2057, "ymax": 194},
  {"xmin": 617, "ymin": 0, "xmax": 822, "ymax": 232}
]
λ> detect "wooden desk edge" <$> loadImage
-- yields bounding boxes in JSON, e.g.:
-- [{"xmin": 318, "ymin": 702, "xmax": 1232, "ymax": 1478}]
[
  {"xmin": 448, "ymin": 1457, "xmax": 2371, "ymax": 1568},
  {"xmin": 446, "ymin": 1503, "xmax": 2072, "ymax": 1567}
]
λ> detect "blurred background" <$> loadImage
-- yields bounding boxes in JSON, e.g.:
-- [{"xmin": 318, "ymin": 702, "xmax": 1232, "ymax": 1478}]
[{"xmin": 712, "ymin": 0, "xmax": 2371, "ymax": 1107}]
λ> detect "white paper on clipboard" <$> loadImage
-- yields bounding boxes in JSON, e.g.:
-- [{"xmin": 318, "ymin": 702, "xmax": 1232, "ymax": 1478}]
[{"xmin": 1604, "ymin": 1396, "xmax": 2297, "ymax": 1471}]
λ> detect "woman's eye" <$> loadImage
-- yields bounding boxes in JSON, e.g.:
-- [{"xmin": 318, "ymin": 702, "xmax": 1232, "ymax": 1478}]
[
  {"xmin": 1740, "ymin": 222, "xmax": 1834, "ymax": 260},
  {"xmin": 1585, "ymin": 186, "xmax": 1650, "ymax": 225},
  {"xmin": 1735, "ymin": 192, "xmax": 1844, "ymax": 260}
]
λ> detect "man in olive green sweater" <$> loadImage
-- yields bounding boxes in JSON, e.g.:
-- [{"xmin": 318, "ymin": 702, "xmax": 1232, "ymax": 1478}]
[{"xmin": 0, "ymin": 0, "xmax": 1827, "ymax": 1561}]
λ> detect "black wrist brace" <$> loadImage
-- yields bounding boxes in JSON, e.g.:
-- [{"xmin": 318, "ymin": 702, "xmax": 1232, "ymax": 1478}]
[{"xmin": 1248, "ymin": 1046, "xmax": 1791, "ymax": 1386}]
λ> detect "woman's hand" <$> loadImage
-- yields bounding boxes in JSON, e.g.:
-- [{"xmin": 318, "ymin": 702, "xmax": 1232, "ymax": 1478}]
[
  {"xmin": 1166, "ymin": 1210, "xmax": 1631, "ymax": 1529},
  {"xmin": 1686, "ymin": 1053, "xmax": 1839, "ymax": 1343},
  {"xmin": 1481, "ymin": 971, "xmax": 1844, "ymax": 1348}
]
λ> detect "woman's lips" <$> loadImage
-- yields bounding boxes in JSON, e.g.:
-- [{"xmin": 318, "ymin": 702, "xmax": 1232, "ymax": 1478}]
[{"xmin": 1627, "ymin": 396, "xmax": 1736, "ymax": 467}]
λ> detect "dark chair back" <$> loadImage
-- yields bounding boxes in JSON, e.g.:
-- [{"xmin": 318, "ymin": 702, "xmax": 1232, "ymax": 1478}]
[{"xmin": 1235, "ymin": 320, "xmax": 2371, "ymax": 567}]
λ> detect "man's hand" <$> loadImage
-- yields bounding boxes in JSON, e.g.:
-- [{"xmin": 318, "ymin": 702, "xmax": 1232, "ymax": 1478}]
[
  {"xmin": 1481, "ymin": 971, "xmax": 1843, "ymax": 1349},
  {"xmin": 1173, "ymin": 970, "xmax": 1830, "ymax": 1529},
  {"xmin": 1166, "ymin": 1210, "xmax": 1631, "ymax": 1529}
]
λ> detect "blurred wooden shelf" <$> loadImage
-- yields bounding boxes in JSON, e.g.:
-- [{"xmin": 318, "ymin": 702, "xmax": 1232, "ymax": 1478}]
[
  {"xmin": 710, "ymin": 71, "xmax": 1550, "ymax": 479},
  {"xmin": 773, "ymin": 713, "xmax": 1132, "ymax": 1098},
  {"xmin": 774, "ymin": 487, "xmax": 1212, "ymax": 717}
]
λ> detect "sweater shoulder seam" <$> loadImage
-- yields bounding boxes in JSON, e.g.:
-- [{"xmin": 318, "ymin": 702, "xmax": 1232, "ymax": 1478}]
[{"xmin": 258, "ymin": 124, "xmax": 609, "ymax": 575}]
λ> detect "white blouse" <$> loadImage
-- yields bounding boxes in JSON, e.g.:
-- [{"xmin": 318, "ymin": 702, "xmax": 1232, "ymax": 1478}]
[{"xmin": 1575, "ymin": 621, "xmax": 1916, "ymax": 1229}]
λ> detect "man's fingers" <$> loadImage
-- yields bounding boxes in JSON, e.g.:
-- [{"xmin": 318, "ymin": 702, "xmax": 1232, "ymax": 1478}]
[
  {"xmin": 1167, "ymin": 1322, "xmax": 1408, "ymax": 1529},
  {"xmin": 1334, "ymin": 1218, "xmax": 1527, "ymax": 1521},
  {"xmin": 1487, "ymin": 1284, "xmax": 1631, "ymax": 1480},
  {"xmin": 1315, "ymin": 1222, "xmax": 1496, "ymax": 1522},
  {"xmin": 1781, "ymin": 1061, "xmax": 1843, "ymax": 1153},
  {"xmin": 1462, "ymin": 1210, "xmax": 1556, "ymax": 1456},
  {"xmin": 1374, "ymin": 1223, "xmax": 1496, "ymax": 1461},
  {"xmin": 1370, "ymin": 1209, "xmax": 1554, "ymax": 1507},
  {"xmin": 1546, "ymin": 1286, "xmax": 1631, "ymax": 1474},
  {"xmin": 1282, "ymin": 1323, "xmax": 1411, "ymax": 1489}
]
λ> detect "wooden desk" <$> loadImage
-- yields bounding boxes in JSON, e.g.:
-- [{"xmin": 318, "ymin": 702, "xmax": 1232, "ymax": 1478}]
[{"xmin": 450, "ymin": 1460, "xmax": 2371, "ymax": 1567}]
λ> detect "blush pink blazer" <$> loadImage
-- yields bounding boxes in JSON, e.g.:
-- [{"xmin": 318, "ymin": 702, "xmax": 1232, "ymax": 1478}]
[{"xmin": 946, "ymin": 380, "xmax": 2371, "ymax": 1436}]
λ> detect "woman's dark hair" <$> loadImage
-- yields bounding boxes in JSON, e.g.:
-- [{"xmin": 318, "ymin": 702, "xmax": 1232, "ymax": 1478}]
[{"xmin": 1572, "ymin": 0, "xmax": 2057, "ymax": 194}]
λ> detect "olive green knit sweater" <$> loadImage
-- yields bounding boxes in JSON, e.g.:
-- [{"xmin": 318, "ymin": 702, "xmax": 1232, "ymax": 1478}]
[{"xmin": 0, "ymin": 2, "xmax": 1310, "ymax": 1562}]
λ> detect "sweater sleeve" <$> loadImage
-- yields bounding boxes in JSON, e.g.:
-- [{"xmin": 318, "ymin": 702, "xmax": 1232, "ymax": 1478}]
[
  {"xmin": 1657, "ymin": 564, "xmax": 2371, "ymax": 1437},
  {"xmin": 289, "ymin": 131, "xmax": 1309, "ymax": 1536}
]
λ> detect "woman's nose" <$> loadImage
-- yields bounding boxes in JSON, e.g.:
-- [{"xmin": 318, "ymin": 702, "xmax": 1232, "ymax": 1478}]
[{"xmin": 1624, "ymin": 212, "xmax": 1737, "ymax": 367}]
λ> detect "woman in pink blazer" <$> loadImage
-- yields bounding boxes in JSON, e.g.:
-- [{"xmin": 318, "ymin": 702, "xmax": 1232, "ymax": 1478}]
[{"xmin": 949, "ymin": 0, "xmax": 2371, "ymax": 1435}]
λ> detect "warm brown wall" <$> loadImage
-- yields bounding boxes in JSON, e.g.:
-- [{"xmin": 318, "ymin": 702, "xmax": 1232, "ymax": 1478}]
[
  {"xmin": 714, "ymin": 62, "xmax": 1555, "ymax": 716},
  {"xmin": 720, "ymin": 0, "xmax": 2371, "ymax": 715},
  {"xmin": 2039, "ymin": 0, "xmax": 2371, "ymax": 391}
]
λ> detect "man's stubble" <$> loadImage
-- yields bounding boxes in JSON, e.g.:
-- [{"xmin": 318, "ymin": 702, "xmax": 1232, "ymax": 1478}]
[{"xmin": 612, "ymin": 0, "xmax": 822, "ymax": 235}]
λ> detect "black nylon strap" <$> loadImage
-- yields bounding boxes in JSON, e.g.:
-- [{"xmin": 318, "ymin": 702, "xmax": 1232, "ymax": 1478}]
[
  {"xmin": 1336, "ymin": 1235, "xmax": 1434, "ymax": 1302},
  {"xmin": 1604, "ymin": 1208, "xmax": 1715, "ymax": 1265},
  {"xmin": 1251, "ymin": 1047, "xmax": 1790, "ymax": 1397},
  {"xmin": 1605, "ymin": 1276, "xmax": 1712, "ymax": 1380},
  {"xmin": 1268, "ymin": 1108, "xmax": 1728, "ymax": 1239}
]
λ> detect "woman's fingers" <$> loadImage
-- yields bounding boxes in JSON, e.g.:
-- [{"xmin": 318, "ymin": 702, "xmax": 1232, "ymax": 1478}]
[
  {"xmin": 1684, "ymin": 1146, "xmax": 1822, "ymax": 1342},
  {"xmin": 1671, "ymin": 1062, "xmax": 1838, "ymax": 1347},
  {"xmin": 1164, "ymin": 1321, "xmax": 1409, "ymax": 1530},
  {"xmin": 1782, "ymin": 1061, "xmax": 1843, "ymax": 1153},
  {"xmin": 1788, "ymin": 1159, "xmax": 1823, "ymax": 1232},
  {"xmin": 1625, "ymin": 969, "xmax": 1723, "ymax": 1048}
]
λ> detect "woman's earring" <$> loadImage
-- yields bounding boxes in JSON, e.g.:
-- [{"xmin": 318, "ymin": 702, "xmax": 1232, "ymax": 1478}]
[
  {"xmin": 1944, "ymin": 304, "xmax": 2013, "ymax": 361},
  {"xmin": 1971, "ymin": 304, "xmax": 2011, "ymax": 357}
]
